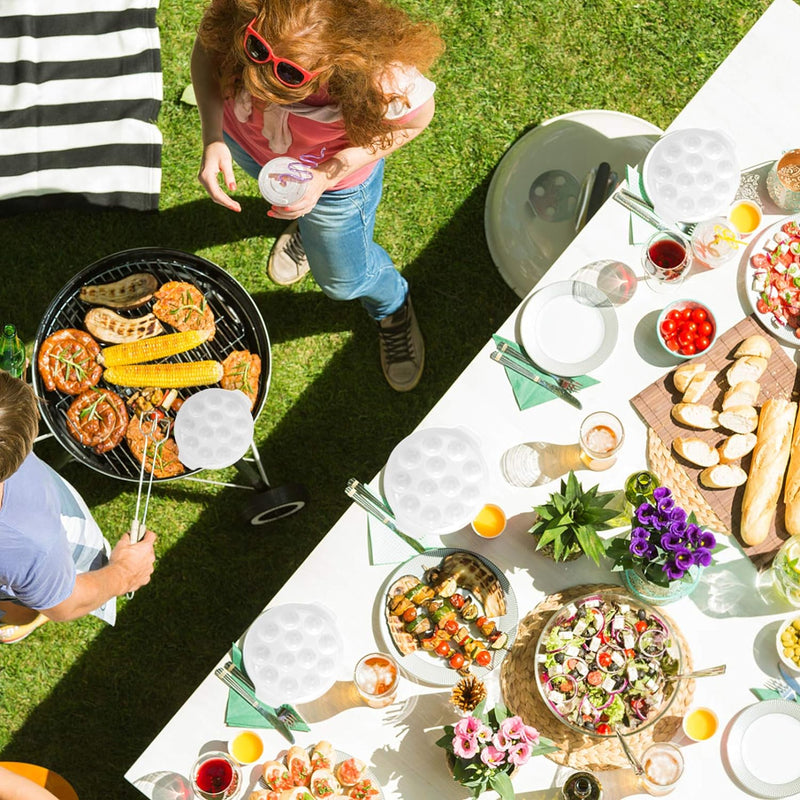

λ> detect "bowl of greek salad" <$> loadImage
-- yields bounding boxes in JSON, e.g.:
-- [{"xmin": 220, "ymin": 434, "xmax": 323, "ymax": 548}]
[{"xmin": 535, "ymin": 591, "xmax": 682, "ymax": 738}]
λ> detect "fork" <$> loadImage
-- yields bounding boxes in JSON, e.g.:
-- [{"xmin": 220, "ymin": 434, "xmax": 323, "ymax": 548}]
[
  {"xmin": 496, "ymin": 341, "xmax": 581, "ymax": 391},
  {"xmin": 227, "ymin": 661, "xmax": 309, "ymax": 728},
  {"xmin": 765, "ymin": 676, "xmax": 796, "ymax": 700}
]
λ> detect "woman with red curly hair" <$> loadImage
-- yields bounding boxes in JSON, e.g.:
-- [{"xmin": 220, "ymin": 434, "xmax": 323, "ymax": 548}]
[{"xmin": 192, "ymin": 0, "xmax": 442, "ymax": 391}]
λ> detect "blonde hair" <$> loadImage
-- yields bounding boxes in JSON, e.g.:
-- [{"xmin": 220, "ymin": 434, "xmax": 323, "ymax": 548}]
[
  {"xmin": 0, "ymin": 373, "xmax": 39, "ymax": 483},
  {"xmin": 198, "ymin": 0, "xmax": 443, "ymax": 148}
]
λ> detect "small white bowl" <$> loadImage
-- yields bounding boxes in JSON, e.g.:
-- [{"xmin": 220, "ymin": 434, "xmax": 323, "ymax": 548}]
[
  {"xmin": 228, "ymin": 729, "xmax": 265, "ymax": 765},
  {"xmin": 776, "ymin": 616, "xmax": 800, "ymax": 674}
]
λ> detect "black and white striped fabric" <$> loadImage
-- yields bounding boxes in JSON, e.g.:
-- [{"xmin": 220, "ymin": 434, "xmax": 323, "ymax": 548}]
[{"xmin": 0, "ymin": 0, "xmax": 162, "ymax": 215}]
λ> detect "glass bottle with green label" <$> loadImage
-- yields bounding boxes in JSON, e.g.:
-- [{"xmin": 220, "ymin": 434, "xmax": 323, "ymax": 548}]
[
  {"xmin": 562, "ymin": 770, "xmax": 603, "ymax": 800},
  {"xmin": 0, "ymin": 324, "xmax": 26, "ymax": 379}
]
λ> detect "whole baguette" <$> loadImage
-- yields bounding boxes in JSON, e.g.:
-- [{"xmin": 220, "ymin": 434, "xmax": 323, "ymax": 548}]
[
  {"xmin": 741, "ymin": 397, "xmax": 797, "ymax": 546},
  {"xmin": 784, "ymin": 404, "xmax": 800, "ymax": 535}
]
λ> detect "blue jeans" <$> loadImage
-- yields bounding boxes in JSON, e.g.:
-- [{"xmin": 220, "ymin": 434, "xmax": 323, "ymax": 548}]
[{"xmin": 225, "ymin": 133, "xmax": 407, "ymax": 320}]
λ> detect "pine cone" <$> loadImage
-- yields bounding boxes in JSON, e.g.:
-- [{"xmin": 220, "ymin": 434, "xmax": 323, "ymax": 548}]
[{"xmin": 450, "ymin": 675, "xmax": 487, "ymax": 714}]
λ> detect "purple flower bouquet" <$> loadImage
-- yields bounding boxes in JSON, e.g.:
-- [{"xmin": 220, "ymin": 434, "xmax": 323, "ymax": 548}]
[{"xmin": 606, "ymin": 486, "xmax": 718, "ymax": 588}]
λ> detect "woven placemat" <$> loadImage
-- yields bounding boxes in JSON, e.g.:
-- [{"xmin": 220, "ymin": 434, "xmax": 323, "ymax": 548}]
[
  {"xmin": 631, "ymin": 315, "xmax": 799, "ymax": 569},
  {"xmin": 500, "ymin": 584, "xmax": 694, "ymax": 772}
]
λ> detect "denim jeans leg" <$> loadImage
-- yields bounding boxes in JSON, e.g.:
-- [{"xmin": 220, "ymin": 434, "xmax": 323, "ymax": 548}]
[
  {"xmin": 223, "ymin": 133, "xmax": 262, "ymax": 180},
  {"xmin": 298, "ymin": 161, "xmax": 407, "ymax": 320}
]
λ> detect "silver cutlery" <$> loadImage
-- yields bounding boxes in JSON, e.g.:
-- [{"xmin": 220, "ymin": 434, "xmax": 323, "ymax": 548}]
[
  {"xmin": 615, "ymin": 188, "xmax": 697, "ymax": 236},
  {"xmin": 666, "ymin": 664, "xmax": 727, "ymax": 682},
  {"xmin": 226, "ymin": 661, "xmax": 310, "ymax": 728},
  {"xmin": 345, "ymin": 478, "xmax": 426, "ymax": 554},
  {"xmin": 778, "ymin": 661, "xmax": 800, "ymax": 697},
  {"xmin": 215, "ymin": 664, "xmax": 295, "ymax": 744},
  {"xmin": 490, "ymin": 351, "xmax": 583, "ymax": 410},
  {"xmin": 496, "ymin": 341, "xmax": 580, "ymax": 392},
  {"xmin": 615, "ymin": 728, "xmax": 644, "ymax": 776},
  {"xmin": 765, "ymin": 676, "xmax": 796, "ymax": 701}
]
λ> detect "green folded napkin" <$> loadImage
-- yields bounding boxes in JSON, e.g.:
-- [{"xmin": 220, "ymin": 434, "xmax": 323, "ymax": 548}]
[
  {"xmin": 492, "ymin": 334, "xmax": 598, "ymax": 410},
  {"xmin": 224, "ymin": 644, "xmax": 310, "ymax": 731},
  {"xmin": 750, "ymin": 687, "xmax": 800, "ymax": 704}
]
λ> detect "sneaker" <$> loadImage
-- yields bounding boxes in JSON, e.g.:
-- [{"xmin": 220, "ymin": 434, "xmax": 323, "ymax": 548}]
[
  {"xmin": 377, "ymin": 294, "xmax": 425, "ymax": 392},
  {"xmin": 0, "ymin": 612, "xmax": 48, "ymax": 644},
  {"xmin": 267, "ymin": 221, "xmax": 310, "ymax": 285}
]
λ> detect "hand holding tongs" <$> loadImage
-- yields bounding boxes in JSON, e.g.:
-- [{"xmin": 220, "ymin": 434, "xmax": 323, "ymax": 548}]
[{"xmin": 127, "ymin": 410, "xmax": 170, "ymax": 599}]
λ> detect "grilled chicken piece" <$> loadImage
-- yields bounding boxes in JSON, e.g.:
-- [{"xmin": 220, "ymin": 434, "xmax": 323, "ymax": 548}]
[{"xmin": 152, "ymin": 281, "xmax": 215, "ymax": 339}]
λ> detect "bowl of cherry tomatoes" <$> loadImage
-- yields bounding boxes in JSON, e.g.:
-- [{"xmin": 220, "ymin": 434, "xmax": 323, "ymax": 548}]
[{"xmin": 656, "ymin": 300, "xmax": 716, "ymax": 359}]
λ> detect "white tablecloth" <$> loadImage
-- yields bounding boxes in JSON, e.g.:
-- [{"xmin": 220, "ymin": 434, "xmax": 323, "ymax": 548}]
[{"xmin": 126, "ymin": 0, "xmax": 800, "ymax": 797}]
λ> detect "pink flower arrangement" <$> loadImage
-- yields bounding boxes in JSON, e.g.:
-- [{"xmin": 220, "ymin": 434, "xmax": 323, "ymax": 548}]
[{"xmin": 436, "ymin": 703, "xmax": 558, "ymax": 799}]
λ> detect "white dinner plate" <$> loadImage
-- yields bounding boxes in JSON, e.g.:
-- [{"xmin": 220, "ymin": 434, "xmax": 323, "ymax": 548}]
[
  {"xmin": 516, "ymin": 280, "xmax": 618, "ymax": 377},
  {"xmin": 744, "ymin": 214, "xmax": 800, "ymax": 346},
  {"xmin": 727, "ymin": 700, "xmax": 800, "ymax": 797},
  {"xmin": 377, "ymin": 548, "xmax": 518, "ymax": 687}
]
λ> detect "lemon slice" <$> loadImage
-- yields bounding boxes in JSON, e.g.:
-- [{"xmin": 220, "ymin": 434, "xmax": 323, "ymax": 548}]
[{"xmin": 784, "ymin": 540, "xmax": 800, "ymax": 573}]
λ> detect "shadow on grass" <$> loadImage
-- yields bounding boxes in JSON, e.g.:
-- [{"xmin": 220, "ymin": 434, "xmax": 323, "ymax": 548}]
[{"xmin": 0, "ymin": 169, "xmax": 519, "ymax": 798}]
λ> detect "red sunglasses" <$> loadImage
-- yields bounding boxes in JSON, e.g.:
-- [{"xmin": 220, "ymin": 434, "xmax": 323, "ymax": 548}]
[{"xmin": 243, "ymin": 18, "xmax": 320, "ymax": 88}]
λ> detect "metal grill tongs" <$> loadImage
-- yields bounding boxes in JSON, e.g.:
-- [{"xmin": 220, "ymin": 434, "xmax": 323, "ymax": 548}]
[{"xmin": 127, "ymin": 410, "xmax": 171, "ymax": 599}]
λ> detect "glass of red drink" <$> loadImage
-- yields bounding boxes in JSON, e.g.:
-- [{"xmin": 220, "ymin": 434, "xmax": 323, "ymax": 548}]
[
  {"xmin": 190, "ymin": 751, "xmax": 241, "ymax": 799},
  {"xmin": 642, "ymin": 230, "xmax": 690, "ymax": 291}
]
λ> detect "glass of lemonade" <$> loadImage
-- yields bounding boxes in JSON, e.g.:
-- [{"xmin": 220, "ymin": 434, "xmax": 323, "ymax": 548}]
[
  {"xmin": 579, "ymin": 411, "xmax": 624, "ymax": 470},
  {"xmin": 766, "ymin": 536, "xmax": 800, "ymax": 607},
  {"xmin": 354, "ymin": 652, "xmax": 399, "ymax": 708},
  {"xmin": 639, "ymin": 742, "xmax": 684, "ymax": 795}
]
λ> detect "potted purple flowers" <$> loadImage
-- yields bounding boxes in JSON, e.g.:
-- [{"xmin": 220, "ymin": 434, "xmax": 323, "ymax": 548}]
[
  {"xmin": 606, "ymin": 485, "xmax": 719, "ymax": 605},
  {"xmin": 435, "ymin": 702, "xmax": 557, "ymax": 799}
]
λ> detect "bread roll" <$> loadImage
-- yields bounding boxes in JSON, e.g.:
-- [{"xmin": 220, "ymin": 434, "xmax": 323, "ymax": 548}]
[
  {"xmin": 741, "ymin": 397, "xmax": 797, "ymax": 546},
  {"xmin": 717, "ymin": 433, "xmax": 757, "ymax": 463},
  {"xmin": 722, "ymin": 380, "xmax": 760, "ymax": 410},
  {"xmin": 700, "ymin": 464, "xmax": 748, "ymax": 488},
  {"xmin": 671, "ymin": 403, "xmax": 719, "ymax": 430},
  {"xmin": 673, "ymin": 361, "xmax": 707, "ymax": 393},
  {"xmin": 783, "ymin": 404, "xmax": 800, "ymax": 535},
  {"xmin": 727, "ymin": 356, "xmax": 768, "ymax": 386},
  {"xmin": 673, "ymin": 437, "xmax": 720, "ymax": 467},
  {"xmin": 719, "ymin": 405, "xmax": 759, "ymax": 434},
  {"xmin": 682, "ymin": 370, "xmax": 718, "ymax": 403},
  {"xmin": 734, "ymin": 334, "xmax": 772, "ymax": 360}
]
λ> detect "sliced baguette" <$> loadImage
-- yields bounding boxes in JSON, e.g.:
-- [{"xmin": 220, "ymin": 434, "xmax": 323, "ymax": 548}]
[
  {"xmin": 718, "ymin": 405, "xmax": 759, "ymax": 434},
  {"xmin": 682, "ymin": 370, "xmax": 719, "ymax": 404},
  {"xmin": 734, "ymin": 334, "xmax": 772, "ymax": 360},
  {"xmin": 673, "ymin": 437, "xmax": 720, "ymax": 468},
  {"xmin": 741, "ymin": 397, "xmax": 797, "ymax": 546},
  {"xmin": 717, "ymin": 433, "xmax": 757, "ymax": 464},
  {"xmin": 699, "ymin": 464, "xmax": 748, "ymax": 489},
  {"xmin": 673, "ymin": 361, "xmax": 707, "ymax": 393},
  {"xmin": 727, "ymin": 356, "xmax": 768, "ymax": 386},
  {"xmin": 671, "ymin": 403, "xmax": 719, "ymax": 430},
  {"xmin": 784, "ymin": 405, "xmax": 800, "ymax": 536},
  {"xmin": 722, "ymin": 380, "xmax": 760, "ymax": 410}
]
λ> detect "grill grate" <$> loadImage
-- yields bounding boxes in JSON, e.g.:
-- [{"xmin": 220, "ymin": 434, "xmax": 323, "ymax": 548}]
[{"xmin": 32, "ymin": 249, "xmax": 271, "ymax": 483}]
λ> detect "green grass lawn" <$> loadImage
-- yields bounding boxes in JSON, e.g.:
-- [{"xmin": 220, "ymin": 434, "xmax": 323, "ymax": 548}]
[{"xmin": 0, "ymin": 0, "xmax": 771, "ymax": 796}]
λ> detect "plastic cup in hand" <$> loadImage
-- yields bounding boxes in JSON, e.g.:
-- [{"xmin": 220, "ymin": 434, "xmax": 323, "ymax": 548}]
[
  {"xmin": 258, "ymin": 156, "xmax": 310, "ymax": 206},
  {"xmin": 190, "ymin": 752, "xmax": 241, "ymax": 800},
  {"xmin": 642, "ymin": 230, "xmax": 690, "ymax": 291},
  {"xmin": 579, "ymin": 411, "xmax": 624, "ymax": 471},
  {"xmin": 354, "ymin": 652, "xmax": 399, "ymax": 708}
]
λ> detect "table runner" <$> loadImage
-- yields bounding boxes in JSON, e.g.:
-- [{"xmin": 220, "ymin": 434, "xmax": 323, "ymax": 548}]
[{"xmin": 0, "ymin": 0, "xmax": 162, "ymax": 215}]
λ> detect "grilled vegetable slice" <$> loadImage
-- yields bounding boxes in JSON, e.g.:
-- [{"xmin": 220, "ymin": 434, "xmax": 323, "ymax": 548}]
[
  {"xmin": 79, "ymin": 273, "xmax": 158, "ymax": 308},
  {"xmin": 104, "ymin": 360, "xmax": 223, "ymax": 388},
  {"xmin": 100, "ymin": 329, "xmax": 211, "ymax": 367},
  {"xmin": 84, "ymin": 307, "xmax": 165, "ymax": 344}
]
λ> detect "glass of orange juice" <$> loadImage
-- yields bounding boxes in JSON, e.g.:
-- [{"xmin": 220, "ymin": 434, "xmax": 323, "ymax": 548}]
[
  {"xmin": 228, "ymin": 730, "xmax": 264, "ymax": 765},
  {"xmin": 471, "ymin": 504, "xmax": 507, "ymax": 538},
  {"xmin": 682, "ymin": 706, "xmax": 718, "ymax": 742},
  {"xmin": 728, "ymin": 199, "xmax": 763, "ymax": 238}
]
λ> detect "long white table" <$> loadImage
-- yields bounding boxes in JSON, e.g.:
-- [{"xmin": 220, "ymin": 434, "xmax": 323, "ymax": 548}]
[{"xmin": 127, "ymin": 1, "xmax": 800, "ymax": 797}]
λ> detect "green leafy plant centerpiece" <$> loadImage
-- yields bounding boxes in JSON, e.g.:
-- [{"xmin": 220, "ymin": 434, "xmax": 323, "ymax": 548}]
[
  {"xmin": 528, "ymin": 471, "xmax": 618, "ymax": 564},
  {"xmin": 435, "ymin": 702, "xmax": 558, "ymax": 799}
]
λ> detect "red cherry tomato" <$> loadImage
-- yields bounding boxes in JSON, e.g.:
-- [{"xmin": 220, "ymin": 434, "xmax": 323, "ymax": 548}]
[
  {"xmin": 756, "ymin": 298, "xmax": 769, "ymax": 314},
  {"xmin": 625, "ymin": 648, "xmax": 636, "ymax": 659},
  {"xmin": 597, "ymin": 651, "xmax": 612, "ymax": 668},
  {"xmin": 635, "ymin": 620, "xmax": 648, "ymax": 633},
  {"xmin": 587, "ymin": 670, "xmax": 603, "ymax": 686},
  {"xmin": 435, "ymin": 641, "xmax": 451, "ymax": 657},
  {"xmin": 682, "ymin": 308, "xmax": 693, "ymax": 320},
  {"xmin": 698, "ymin": 321, "xmax": 713, "ymax": 337},
  {"xmin": 691, "ymin": 307, "xmax": 708, "ymax": 323},
  {"xmin": 660, "ymin": 319, "xmax": 677, "ymax": 336},
  {"xmin": 449, "ymin": 594, "xmax": 465, "ymax": 609},
  {"xmin": 684, "ymin": 321, "xmax": 698, "ymax": 334},
  {"xmin": 475, "ymin": 650, "xmax": 492, "ymax": 667},
  {"xmin": 402, "ymin": 607, "xmax": 417, "ymax": 623},
  {"xmin": 695, "ymin": 336, "xmax": 710, "ymax": 352},
  {"xmin": 665, "ymin": 338, "xmax": 680, "ymax": 352},
  {"xmin": 448, "ymin": 652, "xmax": 465, "ymax": 670},
  {"xmin": 444, "ymin": 619, "xmax": 459, "ymax": 635},
  {"xmin": 667, "ymin": 309, "xmax": 683, "ymax": 322},
  {"xmin": 475, "ymin": 616, "xmax": 488, "ymax": 629},
  {"xmin": 681, "ymin": 343, "xmax": 697, "ymax": 356},
  {"xmin": 596, "ymin": 723, "xmax": 612, "ymax": 735},
  {"xmin": 678, "ymin": 331, "xmax": 694, "ymax": 347},
  {"xmin": 795, "ymin": 327, "xmax": 800, "ymax": 340}
]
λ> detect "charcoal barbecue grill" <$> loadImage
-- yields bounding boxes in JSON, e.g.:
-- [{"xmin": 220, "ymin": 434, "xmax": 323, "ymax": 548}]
[{"xmin": 32, "ymin": 247, "xmax": 308, "ymax": 524}]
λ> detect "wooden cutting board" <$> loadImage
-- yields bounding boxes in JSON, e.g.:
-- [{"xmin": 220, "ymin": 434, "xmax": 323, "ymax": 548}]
[{"xmin": 631, "ymin": 315, "xmax": 800, "ymax": 568}]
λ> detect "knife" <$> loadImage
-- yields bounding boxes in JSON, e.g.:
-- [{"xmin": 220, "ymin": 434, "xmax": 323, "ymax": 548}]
[
  {"xmin": 214, "ymin": 664, "xmax": 295, "ymax": 744},
  {"xmin": 778, "ymin": 660, "xmax": 800, "ymax": 698},
  {"xmin": 490, "ymin": 350, "xmax": 582, "ymax": 410}
]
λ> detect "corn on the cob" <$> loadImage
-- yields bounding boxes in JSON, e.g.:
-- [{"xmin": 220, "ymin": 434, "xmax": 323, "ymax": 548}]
[
  {"xmin": 100, "ymin": 329, "xmax": 211, "ymax": 367},
  {"xmin": 103, "ymin": 360, "xmax": 223, "ymax": 388}
]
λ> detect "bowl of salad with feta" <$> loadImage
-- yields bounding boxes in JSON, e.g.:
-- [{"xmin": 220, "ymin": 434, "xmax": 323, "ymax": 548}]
[{"xmin": 535, "ymin": 591, "xmax": 682, "ymax": 738}]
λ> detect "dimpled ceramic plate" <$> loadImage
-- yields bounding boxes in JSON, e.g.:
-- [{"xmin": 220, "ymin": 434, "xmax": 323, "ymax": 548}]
[
  {"xmin": 727, "ymin": 700, "xmax": 800, "ymax": 797},
  {"xmin": 516, "ymin": 280, "xmax": 618, "ymax": 377}
]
